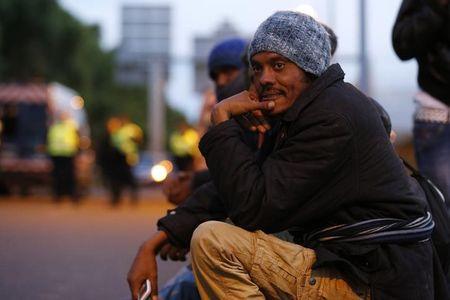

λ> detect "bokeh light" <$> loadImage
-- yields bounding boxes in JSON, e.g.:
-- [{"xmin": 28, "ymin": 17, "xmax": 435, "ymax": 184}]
[
  {"xmin": 150, "ymin": 164, "xmax": 168, "ymax": 182},
  {"xmin": 70, "ymin": 96, "xmax": 84, "ymax": 110}
]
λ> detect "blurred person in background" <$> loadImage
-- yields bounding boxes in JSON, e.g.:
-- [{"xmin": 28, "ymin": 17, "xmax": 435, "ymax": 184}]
[
  {"xmin": 108, "ymin": 116, "xmax": 143, "ymax": 205},
  {"xmin": 47, "ymin": 111, "xmax": 79, "ymax": 202},
  {"xmin": 163, "ymin": 37, "xmax": 248, "ymax": 207},
  {"xmin": 113, "ymin": 116, "xmax": 143, "ymax": 167},
  {"xmin": 169, "ymin": 121, "xmax": 200, "ymax": 172},
  {"xmin": 393, "ymin": 0, "xmax": 450, "ymax": 211},
  {"xmin": 197, "ymin": 37, "xmax": 249, "ymax": 137},
  {"xmin": 97, "ymin": 117, "xmax": 126, "ymax": 205}
]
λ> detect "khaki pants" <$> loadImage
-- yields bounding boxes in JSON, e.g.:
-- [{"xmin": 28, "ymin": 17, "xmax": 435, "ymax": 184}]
[{"xmin": 190, "ymin": 221, "xmax": 370, "ymax": 300}]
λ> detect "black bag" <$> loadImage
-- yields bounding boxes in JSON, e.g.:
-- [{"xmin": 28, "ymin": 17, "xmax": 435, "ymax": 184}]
[{"xmin": 403, "ymin": 160, "xmax": 450, "ymax": 278}]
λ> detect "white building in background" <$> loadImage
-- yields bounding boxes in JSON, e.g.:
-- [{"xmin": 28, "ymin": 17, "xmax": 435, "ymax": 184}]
[
  {"xmin": 115, "ymin": 5, "xmax": 171, "ymax": 86},
  {"xmin": 193, "ymin": 21, "xmax": 246, "ymax": 92}
]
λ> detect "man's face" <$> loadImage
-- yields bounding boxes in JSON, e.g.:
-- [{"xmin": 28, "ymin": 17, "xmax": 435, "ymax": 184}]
[
  {"xmin": 251, "ymin": 52, "xmax": 311, "ymax": 115},
  {"xmin": 213, "ymin": 67, "xmax": 240, "ymax": 88}
]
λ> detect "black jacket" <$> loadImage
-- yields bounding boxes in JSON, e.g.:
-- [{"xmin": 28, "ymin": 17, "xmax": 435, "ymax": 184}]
[
  {"xmin": 392, "ymin": 0, "xmax": 450, "ymax": 104},
  {"xmin": 159, "ymin": 64, "xmax": 439, "ymax": 299}
]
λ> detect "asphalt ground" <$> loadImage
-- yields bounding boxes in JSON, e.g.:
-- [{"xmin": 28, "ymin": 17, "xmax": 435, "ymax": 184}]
[{"xmin": 0, "ymin": 188, "xmax": 188, "ymax": 300}]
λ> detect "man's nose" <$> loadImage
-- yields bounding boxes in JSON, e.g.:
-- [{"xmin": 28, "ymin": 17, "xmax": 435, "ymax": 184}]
[
  {"xmin": 216, "ymin": 73, "xmax": 229, "ymax": 87},
  {"xmin": 259, "ymin": 68, "xmax": 275, "ymax": 85}
]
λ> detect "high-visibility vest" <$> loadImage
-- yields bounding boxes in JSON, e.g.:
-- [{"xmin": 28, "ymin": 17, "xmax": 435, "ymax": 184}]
[
  {"xmin": 47, "ymin": 120, "xmax": 79, "ymax": 157},
  {"xmin": 111, "ymin": 123, "xmax": 143, "ymax": 166},
  {"xmin": 169, "ymin": 128, "xmax": 199, "ymax": 157}
]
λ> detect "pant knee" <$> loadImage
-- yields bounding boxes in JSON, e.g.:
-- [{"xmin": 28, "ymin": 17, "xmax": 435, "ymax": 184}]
[{"xmin": 190, "ymin": 221, "xmax": 223, "ymax": 256}]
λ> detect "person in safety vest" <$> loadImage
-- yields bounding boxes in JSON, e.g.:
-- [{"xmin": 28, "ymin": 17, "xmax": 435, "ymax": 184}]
[
  {"xmin": 109, "ymin": 116, "xmax": 143, "ymax": 205},
  {"xmin": 169, "ymin": 122, "xmax": 199, "ymax": 171},
  {"xmin": 47, "ymin": 111, "xmax": 79, "ymax": 202}
]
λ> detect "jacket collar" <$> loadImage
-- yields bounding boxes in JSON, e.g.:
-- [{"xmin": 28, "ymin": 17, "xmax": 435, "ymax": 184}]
[{"xmin": 281, "ymin": 64, "xmax": 345, "ymax": 123}]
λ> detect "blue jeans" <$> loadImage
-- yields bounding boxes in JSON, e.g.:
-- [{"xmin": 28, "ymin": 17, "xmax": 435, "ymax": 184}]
[
  {"xmin": 159, "ymin": 265, "xmax": 200, "ymax": 300},
  {"xmin": 413, "ymin": 120, "xmax": 450, "ymax": 211}
]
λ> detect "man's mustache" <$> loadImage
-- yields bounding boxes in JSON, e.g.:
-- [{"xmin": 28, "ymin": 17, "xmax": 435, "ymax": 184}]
[{"xmin": 258, "ymin": 84, "xmax": 284, "ymax": 96}]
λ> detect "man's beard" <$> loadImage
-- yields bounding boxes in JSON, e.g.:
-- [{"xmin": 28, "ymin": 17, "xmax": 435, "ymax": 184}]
[{"xmin": 215, "ymin": 71, "xmax": 249, "ymax": 102}]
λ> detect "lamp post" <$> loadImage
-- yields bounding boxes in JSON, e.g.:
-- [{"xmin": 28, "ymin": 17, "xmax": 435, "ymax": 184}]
[
  {"xmin": 359, "ymin": 0, "xmax": 370, "ymax": 95},
  {"xmin": 147, "ymin": 59, "xmax": 166, "ymax": 160}
]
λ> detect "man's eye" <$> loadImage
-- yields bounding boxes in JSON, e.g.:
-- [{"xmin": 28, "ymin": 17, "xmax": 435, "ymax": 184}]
[
  {"xmin": 252, "ymin": 66, "xmax": 261, "ymax": 73},
  {"xmin": 274, "ymin": 62, "xmax": 285, "ymax": 70}
]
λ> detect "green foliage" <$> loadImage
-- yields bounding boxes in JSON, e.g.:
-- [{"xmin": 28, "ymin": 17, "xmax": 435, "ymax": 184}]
[{"xmin": 0, "ymin": 0, "xmax": 186, "ymax": 150}]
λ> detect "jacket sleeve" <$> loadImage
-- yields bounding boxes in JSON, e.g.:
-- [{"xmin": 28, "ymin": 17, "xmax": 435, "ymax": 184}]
[
  {"xmin": 199, "ymin": 114, "xmax": 353, "ymax": 233},
  {"xmin": 157, "ymin": 181, "xmax": 227, "ymax": 248},
  {"xmin": 190, "ymin": 169, "xmax": 211, "ymax": 190},
  {"xmin": 392, "ymin": 0, "xmax": 446, "ymax": 60}
]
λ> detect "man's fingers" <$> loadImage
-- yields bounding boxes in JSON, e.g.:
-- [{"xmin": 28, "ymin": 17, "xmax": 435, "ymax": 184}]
[
  {"xmin": 149, "ymin": 274, "xmax": 159, "ymax": 300},
  {"xmin": 247, "ymin": 110, "xmax": 271, "ymax": 134},
  {"xmin": 248, "ymin": 84, "xmax": 258, "ymax": 100},
  {"xmin": 235, "ymin": 115, "xmax": 257, "ymax": 131},
  {"xmin": 244, "ymin": 99, "xmax": 274, "ymax": 113},
  {"xmin": 245, "ymin": 113, "xmax": 267, "ymax": 133},
  {"xmin": 179, "ymin": 249, "xmax": 189, "ymax": 261},
  {"xmin": 160, "ymin": 244, "xmax": 189, "ymax": 261},
  {"xmin": 159, "ymin": 244, "xmax": 171, "ymax": 261},
  {"xmin": 258, "ymin": 101, "xmax": 275, "ymax": 111},
  {"xmin": 127, "ymin": 275, "xmax": 142, "ymax": 300},
  {"xmin": 168, "ymin": 247, "xmax": 182, "ymax": 261},
  {"xmin": 252, "ymin": 110, "xmax": 271, "ymax": 130}
]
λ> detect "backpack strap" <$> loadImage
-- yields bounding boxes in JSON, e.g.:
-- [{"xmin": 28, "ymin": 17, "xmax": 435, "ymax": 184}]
[{"xmin": 401, "ymin": 158, "xmax": 420, "ymax": 176}]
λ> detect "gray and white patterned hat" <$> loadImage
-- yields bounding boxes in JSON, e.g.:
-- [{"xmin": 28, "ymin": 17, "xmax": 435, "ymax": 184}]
[{"xmin": 248, "ymin": 11, "xmax": 331, "ymax": 76}]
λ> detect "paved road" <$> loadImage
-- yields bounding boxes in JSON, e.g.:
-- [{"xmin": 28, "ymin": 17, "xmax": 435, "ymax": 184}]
[{"xmin": 0, "ymin": 189, "xmax": 188, "ymax": 300}]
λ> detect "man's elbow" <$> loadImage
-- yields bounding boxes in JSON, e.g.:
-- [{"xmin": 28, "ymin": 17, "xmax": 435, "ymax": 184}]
[
  {"xmin": 392, "ymin": 29, "xmax": 416, "ymax": 61},
  {"xmin": 395, "ymin": 49, "xmax": 415, "ymax": 61}
]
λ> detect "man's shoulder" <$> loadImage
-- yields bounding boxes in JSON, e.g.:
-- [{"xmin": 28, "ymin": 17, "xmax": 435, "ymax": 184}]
[{"xmin": 307, "ymin": 81, "xmax": 370, "ymax": 119}]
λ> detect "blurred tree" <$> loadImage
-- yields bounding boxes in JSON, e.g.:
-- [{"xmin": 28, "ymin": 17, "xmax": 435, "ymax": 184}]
[{"xmin": 0, "ymin": 0, "xmax": 186, "ymax": 149}]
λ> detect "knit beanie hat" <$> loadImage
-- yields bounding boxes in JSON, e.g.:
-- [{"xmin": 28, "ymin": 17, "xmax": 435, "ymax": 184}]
[
  {"xmin": 248, "ymin": 11, "xmax": 331, "ymax": 76},
  {"xmin": 208, "ymin": 37, "xmax": 247, "ymax": 79}
]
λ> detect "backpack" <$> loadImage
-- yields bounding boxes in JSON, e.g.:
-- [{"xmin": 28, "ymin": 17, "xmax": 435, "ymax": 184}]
[{"xmin": 403, "ymin": 159, "xmax": 450, "ymax": 279}]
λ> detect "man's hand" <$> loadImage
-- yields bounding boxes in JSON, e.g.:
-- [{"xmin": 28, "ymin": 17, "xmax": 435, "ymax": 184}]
[
  {"xmin": 159, "ymin": 243, "xmax": 189, "ymax": 261},
  {"xmin": 162, "ymin": 172, "xmax": 193, "ymax": 205},
  {"xmin": 127, "ymin": 231, "xmax": 168, "ymax": 300},
  {"xmin": 211, "ymin": 90, "xmax": 274, "ymax": 130}
]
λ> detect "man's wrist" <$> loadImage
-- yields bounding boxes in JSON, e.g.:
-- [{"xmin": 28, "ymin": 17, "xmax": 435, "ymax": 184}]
[
  {"xmin": 142, "ymin": 231, "xmax": 168, "ymax": 252},
  {"xmin": 211, "ymin": 105, "xmax": 230, "ymax": 125}
]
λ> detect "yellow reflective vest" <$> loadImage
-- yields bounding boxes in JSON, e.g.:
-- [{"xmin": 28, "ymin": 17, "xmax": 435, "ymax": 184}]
[
  {"xmin": 169, "ymin": 128, "xmax": 199, "ymax": 157},
  {"xmin": 47, "ymin": 120, "xmax": 79, "ymax": 157},
  {"xmin": 112, "ymin": 123, "xmax": 143, "ymax": 166}
]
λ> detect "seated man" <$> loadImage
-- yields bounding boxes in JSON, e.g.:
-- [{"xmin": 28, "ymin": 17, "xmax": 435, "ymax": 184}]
[{"xmin": 128, "ymin": 11, "xmax": 438, "ymax": 300}]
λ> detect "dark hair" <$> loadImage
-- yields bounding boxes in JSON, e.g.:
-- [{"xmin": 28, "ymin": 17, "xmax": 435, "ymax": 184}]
[{"xmin": 321, "ymin": 23, "xmax": 338, "ymax": 56}]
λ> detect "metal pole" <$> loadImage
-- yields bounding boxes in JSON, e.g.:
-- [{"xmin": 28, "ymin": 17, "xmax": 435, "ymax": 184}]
[
  {"xmin": 359, "ymin": 0, "xmax": 370, "ymax": 94},
  {"xmin": 147, "ymin": 60, "xmax": 166, "ymax": 158},
  {"xmin": 327, "ymin": 0, "xmax": 336, "ymax": 29}
]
